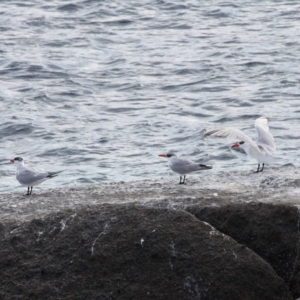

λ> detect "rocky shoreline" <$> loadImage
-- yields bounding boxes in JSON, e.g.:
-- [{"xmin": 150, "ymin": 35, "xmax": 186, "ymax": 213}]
[{"xmin": 1, "ymin": 168, "xmax": 300, "ymax": 299}]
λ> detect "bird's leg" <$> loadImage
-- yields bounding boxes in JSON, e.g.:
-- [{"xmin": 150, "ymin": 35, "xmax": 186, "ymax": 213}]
[
  {"xmin": 179, "ymin": 175, "xmax": 186, "ymax": 184},
  {"xmin": 254, "ymin": 164, "xmax": 260, "ymax": 173},
  {"xmin": 259, "ymin": 163, "xmax": 265, "ymax": 172},
  {"xmin": 24, "ymin": 186, "xmax": 31, "ymax": 196},
  {"xmin": 29, "ymin": 186, "xmax": 33, "ymax": 195},
  {"xmin": 179, "ymin": 176, "xmax": 184, "ymax": 184}
]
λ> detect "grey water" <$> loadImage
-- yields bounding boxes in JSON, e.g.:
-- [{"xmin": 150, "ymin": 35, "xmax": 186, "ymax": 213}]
[{"xmin": 1, "ymin": 0, "xmax": 300, "ymax": 193}]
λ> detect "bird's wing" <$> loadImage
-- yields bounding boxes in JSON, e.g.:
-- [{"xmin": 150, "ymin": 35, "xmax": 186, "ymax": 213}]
[
  {"xmin": 205, "ymin": 127, "xmax": 257, "ymax": 147},
  {"xmin": 170, "ymin": 157, "xmax": 201, "ymax": 174},
  {"xmin": 17, "ymin": 167, "xmax": 48, "ymax": 185},
  {"xmin": 254, "ymin": 117, "xmax": 276, "ymax": 152}
]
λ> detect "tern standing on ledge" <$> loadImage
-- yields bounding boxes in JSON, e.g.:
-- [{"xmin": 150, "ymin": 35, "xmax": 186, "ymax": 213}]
[
  {"xmin": 205, "ymin": 116, "xmax": 278, "ymax": 173},
  {"xmin": 10, "ymin": 157, "xmax": 64, "ymax": 195},
  {"xmin": 159, "ymin": 153, "xmax": 212, "ymax": 184}
]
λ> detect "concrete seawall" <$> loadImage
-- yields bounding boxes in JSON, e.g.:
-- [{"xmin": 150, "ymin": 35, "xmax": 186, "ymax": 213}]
[{"xmin": 1, "ymin": 167, "xmax": 300, "ymax": 299}]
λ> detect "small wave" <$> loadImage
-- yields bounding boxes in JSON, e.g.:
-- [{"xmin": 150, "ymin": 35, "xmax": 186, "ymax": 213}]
[
  {"xmin": 106, "ymin": 106, "xmax": 141, "ymax": 113},
  {"xmin": 160, "ymin": 4, "xmax": 188, "ymax": 11},
  {"xmin": 174, "ymin": 68, "xmax": 199, "ymax": 75},
  {"xmin": 58, "ymin": 4, "xmax": 81, "ymax": 11},
  {"xmin": 27, "ymin": 65, "xmax": 44, "ymax": 72},
  {"xmin": 0, "ymin": 123, "xmax": 35, "ymax": 139},
  {"xmin": 204, "ymin": 9, "xmax": 231, "ymax": 18},
  {"xmin": 161, "ymin": 79, "xmax": 207, "ymax": 91},
  {"xmin": 103, "ymin": 19, "xmax": 133, "ymax": 26},
  {"xmin": 105, "ymin": 58, "xmax": 126, "ymax": 65},
  {"xmin": 240, "ymin": 61, "xmax": 269, "ymax": 67}
]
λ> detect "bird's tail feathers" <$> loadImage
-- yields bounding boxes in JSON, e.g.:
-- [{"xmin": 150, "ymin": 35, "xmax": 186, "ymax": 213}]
[
  {"xmin": 199, "ymin": 164, "xmax": 213, "ymax": 170},
  {"xmin": 47, "ymin": 170, "xmax": 66, "ymax": 178}
]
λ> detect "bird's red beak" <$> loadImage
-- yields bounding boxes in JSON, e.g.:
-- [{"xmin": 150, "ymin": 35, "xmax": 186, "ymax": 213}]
[
  {"xmin": 158, "ymin": 154, "xmax": 167, "ymax": 158},
  {"xmin": 231, "ymin": 143, "xmax": 239, "ymax": 149},
  {"xmin": 10, "ymin": 159, "xmax": 14, "ymax": 163}
]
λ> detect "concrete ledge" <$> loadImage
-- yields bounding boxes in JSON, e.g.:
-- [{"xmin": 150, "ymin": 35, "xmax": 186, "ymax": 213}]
[{"xmin": 1, "ymin": 168, "xmax": 300, "ymax": 299}]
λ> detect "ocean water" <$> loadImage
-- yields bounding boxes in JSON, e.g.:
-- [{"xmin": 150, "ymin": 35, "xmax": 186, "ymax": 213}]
[{"xmin": 1, "ymin": 0, "xmax": 300, "ymax": 193}]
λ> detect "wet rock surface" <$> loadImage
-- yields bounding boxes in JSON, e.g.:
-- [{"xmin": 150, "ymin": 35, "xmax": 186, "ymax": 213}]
[
  {"xmin": 1, "ymin": 168, "xmax": 300, "ymax": 299},
  {"xmin": 187, "ymin": 203, "xmax": 300, "ymax": 299},
  {"xmin": 0, "ymin": 204, "xmax": 292, "ymax": 300}
]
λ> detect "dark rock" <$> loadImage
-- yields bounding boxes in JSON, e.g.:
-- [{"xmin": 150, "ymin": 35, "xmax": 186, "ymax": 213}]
[
  {"xmin": 187, "ymin": 202, "xmax": 299, "ymax": 299},
  {"xmin": 0, "ymin": 204, "xmax": 292, "ymax": 300}
]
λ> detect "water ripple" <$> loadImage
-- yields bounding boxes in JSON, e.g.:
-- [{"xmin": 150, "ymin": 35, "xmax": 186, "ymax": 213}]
[{"xmin": 0, "ymin": 0, "xmax": 299, "ymax": 192}]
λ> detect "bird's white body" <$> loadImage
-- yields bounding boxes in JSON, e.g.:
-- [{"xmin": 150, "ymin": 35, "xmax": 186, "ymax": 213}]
[
  {"xmin": 238, "ymin": 140, "xmax": 277, "ymax": 164},
  {"xmin": 14, "ymin": 159, "xmax": 53, "ymax": 186},
  {"xmin": 167, "ymin": 155, "xmax": 210, "ymax": 175},
  {"xmin": 10, "ymin": 157, "xmax": 64, "ymax": 195},
  {"xmin": 159, "ymin": 153, "xmax": 212, "ymax": 184}
]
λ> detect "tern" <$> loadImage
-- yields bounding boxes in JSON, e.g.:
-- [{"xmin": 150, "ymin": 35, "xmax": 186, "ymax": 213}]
[
  {"xmin": 10, "ymin": 157, "xmax": 64, "ymax": 195},
  {"xmin": 205, "ymin": 116, "xmax": 277, "ymax": 173},
  {"xmin": 159, "ymin": 153, "xmax": 212, "ymax": 184}
]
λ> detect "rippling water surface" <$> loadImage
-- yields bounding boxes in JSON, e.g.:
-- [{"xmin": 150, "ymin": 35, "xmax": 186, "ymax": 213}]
[{"xmin": 1, "ymin": 0, "xmax": 300, "ymax": 193}]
